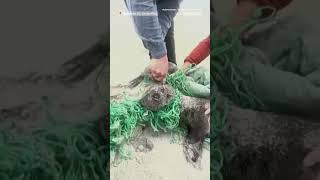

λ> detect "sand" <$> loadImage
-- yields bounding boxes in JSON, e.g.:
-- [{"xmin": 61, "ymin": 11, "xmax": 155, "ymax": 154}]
[{"xmin": 110, "ymin": 127, "xmax": 210, "ymax": 180}]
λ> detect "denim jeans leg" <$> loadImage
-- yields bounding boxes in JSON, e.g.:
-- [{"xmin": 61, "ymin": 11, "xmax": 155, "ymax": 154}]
[
  {"xmin": 124, "ymin": 0, "xmax": 167, "ymax": 59},
  {"xmin": 124, "ymin": 0, "xmax": 182, "ymax": 60},
  {"xmin": 156, "ymin": 0, "xmax": 181, "ymax": 63},
  {"xmin": 156, "ymin": 0, "xmax": 182, "ymax": 37},
  {"xmin": 148, "ymin": 0, "xmax": 181, "ymax": 63}
]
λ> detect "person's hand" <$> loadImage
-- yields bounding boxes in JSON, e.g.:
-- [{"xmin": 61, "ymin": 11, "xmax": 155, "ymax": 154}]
[
  {"xmin": 148, "ymin": 55, "xmax": 169, "ymax": 82},
  {"xmin": 182, "ymin": 62, "xmax": 192, "ymax": 71}
]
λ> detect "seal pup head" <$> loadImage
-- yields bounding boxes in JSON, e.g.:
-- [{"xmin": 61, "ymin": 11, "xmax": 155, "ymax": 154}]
[{"xmin": 140, "ymin": 84, "xmax": 175, "ymax": 111}]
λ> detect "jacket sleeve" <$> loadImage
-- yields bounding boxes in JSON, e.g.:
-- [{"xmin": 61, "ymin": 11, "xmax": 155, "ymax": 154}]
[{"xmin": 184, "ymin": 35, "xmax": 210, "ymax": 65}]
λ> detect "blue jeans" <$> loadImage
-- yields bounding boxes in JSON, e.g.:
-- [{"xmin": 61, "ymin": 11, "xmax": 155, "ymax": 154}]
[{"xmin": 124, "ymin": 0, "xmax": 182, "ymax": 61}]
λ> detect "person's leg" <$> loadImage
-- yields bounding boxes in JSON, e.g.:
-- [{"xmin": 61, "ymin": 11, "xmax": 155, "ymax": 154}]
[
  {"xmin": 125, "ymin": 0, "xmax": 181, "ymax": 62},
  {"xmin": 156, "ymin": 0, "xmax": 181, "ymax": 64},
  {"xmin": 156, "ymin": 0, "xmax": 182, "ymax": 37},
  {"xmin": 124, "ymin": 0, "xmax": 167, "ymax": 59},
  {"xmin": 146, "ymin": 0, "xmax": 181, "ymax": 63},
  {"xmin": 164, "ymin": 22, "xmax": 176, "ymax": 64},
  {"xmin": 157, "ymin": 0, "xmax": 183, "ymax": 64},
  {"xmin": 147, "ymin": 23, "xmax": 176, "ymax": 65}
]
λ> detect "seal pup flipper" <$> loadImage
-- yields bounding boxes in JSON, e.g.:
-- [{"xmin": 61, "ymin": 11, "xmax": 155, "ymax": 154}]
[{"xmin": 128, "ymin": 74, "xmax": 145, "ymax": 89}]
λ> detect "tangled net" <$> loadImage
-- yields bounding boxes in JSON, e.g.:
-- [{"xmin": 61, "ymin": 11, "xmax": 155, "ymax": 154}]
[
  {"xmin": 211, "ymin": 6, "xmax": 276, "ymax": 109},
  {"xmin": 210, "ymin": 6, "xmax": 276, "ymax": 180},
  {"xmin": 0, "ymin": 121, "xmax": 108, "ymax": 180},
  {"xmin": 211, "ymin": 27, "xmax": 262, "ymax": 109},
  {"xmin": 110, "ymin": 70, "xmax": 191, "ymax": 154}
]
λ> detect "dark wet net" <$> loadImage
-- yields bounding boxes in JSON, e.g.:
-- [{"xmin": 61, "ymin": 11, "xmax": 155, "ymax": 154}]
[
  {"xmin": 0, "ymin": 121, "xmax": 108, "ymax": 180},
  {"xmin": 210, "ymin": 6, "xmax": 276, "ymax": 180}
]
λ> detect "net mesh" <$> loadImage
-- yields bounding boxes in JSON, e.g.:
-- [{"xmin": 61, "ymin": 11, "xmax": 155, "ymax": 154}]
[
  {"xmin": 110, "ymin": 70, "xmax": 190, "ymax": 153},
  {"xmin": 0, "ymin": 121, "xmax": 108, "ymax": 180},
  {"xmin": 210, "ymin": 6, "xmax": 276, "ymax": 180}
]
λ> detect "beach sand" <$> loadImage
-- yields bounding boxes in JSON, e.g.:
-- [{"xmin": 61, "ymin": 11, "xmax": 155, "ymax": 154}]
[{"xmin": 110, "ymin": 127, "xmax": 210, "ymax": 180}]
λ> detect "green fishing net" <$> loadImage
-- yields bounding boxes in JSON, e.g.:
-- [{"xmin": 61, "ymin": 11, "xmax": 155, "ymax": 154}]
[
  {"xmin": 210, "ymin": 6, "xmax": 277, "ymax": 180},
  {"xmin": 211, "ymin": 6, "xmax": 276, "ymax": 109},
  {"xmin": 110, "ymin": 70, "xmax": 192, "ymax": 154},
  {"xmin": 211, "ymin": 28, "xmax": 263, "ymax": 109},
  {"xmin": 0, "ymin": 121, "xmax": 108, "ymax": 180},
  {"xmin": 210, "ymin": 80, "xmax": 227, "ymax": 180}
]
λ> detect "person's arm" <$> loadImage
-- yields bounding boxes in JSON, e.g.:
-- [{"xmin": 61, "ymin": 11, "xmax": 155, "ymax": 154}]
[
  {"xmin": 125, "ymin": 0, "xmax": 169, "ymax": 81},
  {"xmin": 182, "ymin": 35, "xmax": 210, "ymax": 69}
]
